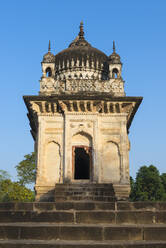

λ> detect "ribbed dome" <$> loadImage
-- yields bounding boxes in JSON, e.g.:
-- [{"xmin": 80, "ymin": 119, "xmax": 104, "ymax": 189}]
[
  {"xmin": 55, "ymin": 45, "xmax": 108, "ymax": 69},
  {"xmin": 54, "ymin": 22, "xmax": 109, "ymax": 80}
]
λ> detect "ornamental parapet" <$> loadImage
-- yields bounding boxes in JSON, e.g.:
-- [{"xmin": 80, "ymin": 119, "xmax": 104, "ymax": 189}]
[{"xmin": 39, "ymin": 78, "xmax": 125, "ymax": 96}]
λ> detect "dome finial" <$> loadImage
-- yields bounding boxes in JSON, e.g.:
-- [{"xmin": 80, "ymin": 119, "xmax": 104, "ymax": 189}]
[
  {"xmin": 48, "ymin": 40, "xmax": 51, "ymax": 52},
  {"xmin": 79, "ymin": 21, "xmax": 84, "ymax": 39},
  {"xmin": 113, "ymin": 40, "xmax": 116, "ymax": 53}
]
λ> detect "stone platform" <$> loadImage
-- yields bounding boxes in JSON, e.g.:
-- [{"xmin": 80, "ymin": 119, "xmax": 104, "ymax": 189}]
[{"xmin": 0, "ymin": 201, "xmax": 166, "ymax": 247}]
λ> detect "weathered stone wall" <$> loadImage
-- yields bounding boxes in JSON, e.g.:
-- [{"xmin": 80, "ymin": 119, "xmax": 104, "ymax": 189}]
[{"xmin": 34, "ymin": 109, "xmax": 130, "ymax": 201}]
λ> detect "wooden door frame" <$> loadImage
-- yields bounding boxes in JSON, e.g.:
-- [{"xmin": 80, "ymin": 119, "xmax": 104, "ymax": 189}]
[{"xmin": 72, "ymin": 145, "xmax": 92, "ymax": 181}]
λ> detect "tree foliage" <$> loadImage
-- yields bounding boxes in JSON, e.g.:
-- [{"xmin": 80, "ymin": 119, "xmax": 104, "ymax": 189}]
[
  {"xmin": 0, "ymin": 179, "xmax": 35, "ymax": 202},
  {"xmin": 0, "ymin": 170, "xmax": 10, "ymax": 181},
  {"xmin": 130, "ymin": 165, "xmax": 166, "ymax": 201},
  {"xmin": 129, "ymin": 176, "xmax": 135, "ymax": 200},
  {"xmin": 0, "ymin": 153, "xmax": 36, "ymax": 202},
  {"xmin": 160, "ymin": 173, "xmax": 166, "ymax": 193},
  {"xmin": 15, "ymin": 152, "xmax": 36, "ymax": 186}
]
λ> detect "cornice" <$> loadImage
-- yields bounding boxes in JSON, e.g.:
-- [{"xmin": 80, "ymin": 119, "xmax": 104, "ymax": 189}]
[{"xmin": 23, "ymin": 95, "xmax": 142, "ymax": 133}]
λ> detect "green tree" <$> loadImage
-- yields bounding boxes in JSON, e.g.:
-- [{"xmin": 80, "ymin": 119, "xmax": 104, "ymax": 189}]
[
  {"xmin": 0, "ymin": 169, "xmax": 10, "ymax": 181},
  {"xmin": 15, "ymin": 152, "xmax": 36, "ymax": 186},
  {"xmin": 132, "ymin": 165, "xmax": 166, "ymax": 201},
  {"xmin": 160, "ymin": 173, "xmax": 166, "ymax": 193},
  {"xmin": 0, "ymin": 179, "xmax": 34, "ymax": 202},
  {"xmin": 0, "ymin": 156, "xmax": 36, "ymax": 202},
  {"xmin": 129, "ymin": 176, "xmax": 135, "ymax": 201}
]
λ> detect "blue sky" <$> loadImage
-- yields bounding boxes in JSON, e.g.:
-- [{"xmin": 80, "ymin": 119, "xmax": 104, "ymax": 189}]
[{"xmin": 0, "ymin": 0, "xmax": 166, "ymax": 183}]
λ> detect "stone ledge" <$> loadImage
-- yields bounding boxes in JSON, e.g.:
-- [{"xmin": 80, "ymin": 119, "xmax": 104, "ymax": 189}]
[
  {"xmin": 0, "ymin": 240, "xmax": 166, "ymax": 248},
  {"xmin": 1, "ymin": 202, "xmax": 166, "ymax": 211},
  {"xmin": 1, "ymin": 210, "xmax": 166, "ymax": 224},
  {"xmin": 1, "ymin": 224, "xmax": 166, "ymax": 241}
]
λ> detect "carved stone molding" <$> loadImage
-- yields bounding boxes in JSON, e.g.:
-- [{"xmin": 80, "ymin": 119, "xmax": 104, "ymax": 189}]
[
  {"xmin": 40, "ymin": 78, "xmax": 125, "ymax": 96},
  {"xmin": 29, "ymin": 100, "xmax": 136, "ymax": 122}
]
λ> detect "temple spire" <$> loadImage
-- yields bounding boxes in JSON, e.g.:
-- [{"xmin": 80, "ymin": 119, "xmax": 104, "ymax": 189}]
[
  {"xmin": 113, "ymin": 40, "xmax": 116, "ymax": 53},
  {"xmin": 48, "ymin": 40, "xmax": 51, "ymax": 52},
  {"xmin": 79, "ymin": 21, "xmax": 84, "ymax": 39}
]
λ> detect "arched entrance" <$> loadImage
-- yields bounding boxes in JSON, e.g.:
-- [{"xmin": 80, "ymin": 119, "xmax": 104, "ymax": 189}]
[{"xmin": 72, "ymin": 146, "xmax": 92, "ymax": 180}]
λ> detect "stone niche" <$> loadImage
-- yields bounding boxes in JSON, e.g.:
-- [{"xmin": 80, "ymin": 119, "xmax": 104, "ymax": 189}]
[
  {"xmin": 45, "ymin": 141, "xmax": 61, "ymax": 183},
  {"xmin": 101, "ymin": 141, "xmax": 120, "ymax": 182}
]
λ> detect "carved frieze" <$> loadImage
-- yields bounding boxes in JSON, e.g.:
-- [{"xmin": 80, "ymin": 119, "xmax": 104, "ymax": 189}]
[
  {"xmin": 30, "ymin": 100, "xmax": 136, "ymax": 115},
  {"xmin": 30, "ymin": 101, "xmax": 59, "ymax": 114},
  {"xmin": 29, "ymin": 100, "xmax": 136, "ymax": 128},
  {"xmin": 40, "ymin": 78, "xmax": 125, "ymax": 96}
]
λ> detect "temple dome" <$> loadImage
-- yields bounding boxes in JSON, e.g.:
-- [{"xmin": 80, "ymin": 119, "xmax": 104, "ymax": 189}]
[
  {"xmin": 55, "ymin": 45, "xmax": 108, "ymax": 70},
  {"xmin": 54, "ymin": 22, "xmax": 109, "ymax": 80}
]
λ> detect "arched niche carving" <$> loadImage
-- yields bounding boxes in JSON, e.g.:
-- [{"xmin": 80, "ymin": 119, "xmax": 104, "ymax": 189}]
[
  {"xmin": 44, "ymin": 140, "xmax": 61, "ymax": 183},
  {"xmin": 72, "ymin": 131, "xmax": 92, "ymax": 147},
  {"xmin": 102, "ymin": 141, "xmax": 120, "ymax": 183},
  {"xmin": 46, "ymin": 67, "xmax": 52, "ymax": 77},
  {"xmin": 112, "ymin": 68, "xmax": 119, "ymax": 78}
]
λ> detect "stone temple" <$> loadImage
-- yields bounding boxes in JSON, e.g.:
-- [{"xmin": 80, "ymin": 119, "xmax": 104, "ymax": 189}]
[
  {"xmin": 1, "ymin": 23, "xmax": 166, "ymax": 247},
  {"xmin": 24, "ymin": 22, "xmax": 142, "ymax": 201}
]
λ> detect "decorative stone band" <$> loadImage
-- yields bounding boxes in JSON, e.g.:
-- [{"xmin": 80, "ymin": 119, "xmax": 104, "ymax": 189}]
[
  {"xmin": 30, "ymin": 100, "xmax": 135, "ymax": 117},
  {"xmin": 40, "ymin": 79, "xmax": 125, "ymax": 96},
  {"xmin": 24, "ymin": 95, "xmax": 142, "ymax": 139}
]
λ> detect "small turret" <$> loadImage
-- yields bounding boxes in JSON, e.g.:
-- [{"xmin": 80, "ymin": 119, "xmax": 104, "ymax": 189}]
[
  {"xmin": 41, "ymin": 41, "xmax": 55, "ymax": 78},
  {"xmin": 108, "ymin": 41, "xmax": 122, "ymax": 79}
]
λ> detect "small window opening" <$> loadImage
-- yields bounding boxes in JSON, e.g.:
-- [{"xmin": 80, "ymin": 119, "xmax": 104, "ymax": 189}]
[
  {"xmin": 112, "ymin": 68, "xmax": 119, "ymax": 79},
  {"xmin": 74, "ymin": 147, "xmax": 91, "ymax": 180},
  {"xmin": 46, "ymin": 67, "xmax": 52, "ymax": 77}
]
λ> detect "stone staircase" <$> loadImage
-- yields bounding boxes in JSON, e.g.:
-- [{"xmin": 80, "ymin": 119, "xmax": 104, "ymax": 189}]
[
  {"xmin": 0, "ymin": 201, "xmax": 166, "ymax": 247},
  {"xmin": 54, "ymin": 183, "xmax": 116, "ymax": 202}
]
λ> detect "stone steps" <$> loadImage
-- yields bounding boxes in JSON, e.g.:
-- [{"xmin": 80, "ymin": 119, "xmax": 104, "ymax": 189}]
[
  {"xmin": 54, "ymin": 191, "xmax": 114, "ymax": 196},
  {"xmin": 0, "ymin": 210, "xmax": 166, "ymax": 224},
  {"xmin": 0, "ymin": 201, "xmax": 166, "ymax": 211},
  {"xmin": 0, "ymin": 223, "xmax": 166, "ymax": 241},
  {"xmin": 54, "ymin": 183, "xmax": 116, "ymax": 202},
  {"xmin": 54, "ymin": 196, "xmax": 115, "ymax": 202},
  {"xmin": 55, "ymin": 183, "xmax": 115, "ymax": 188},
  {"xmin": 0, "ymin": 240, "xmax": 166, "ymax": 248},
  {"xmin": 0, "ymin": 201, "xmax": 116, "ymax": 211},
  {"xmin": 1, "ymin": 202, "xmax": 166, "ymax": 247}
]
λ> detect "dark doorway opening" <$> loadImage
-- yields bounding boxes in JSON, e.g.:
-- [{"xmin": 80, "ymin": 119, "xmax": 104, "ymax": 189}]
[{"xmin": 74, "ymin": 147, "xmax": 91, "ymax": 180}]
